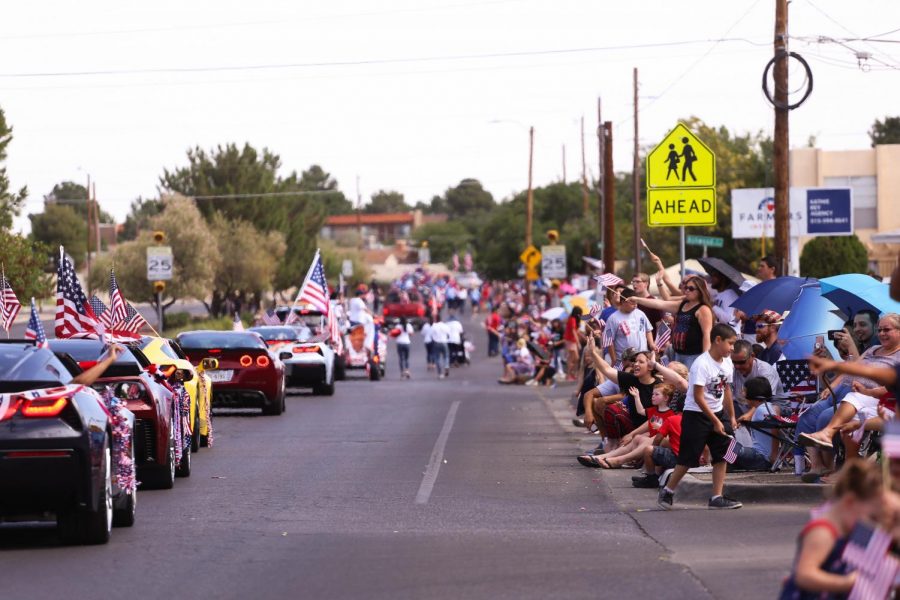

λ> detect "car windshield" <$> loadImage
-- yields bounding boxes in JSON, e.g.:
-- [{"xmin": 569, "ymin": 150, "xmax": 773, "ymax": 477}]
[
  {"xmin": 248, "ymin": 327, "xmax": 300, "ymax": 342},
  {"xmin": 139, "ymin": 337, "xmax": 179, "ymax": 360},
  {"xmin": 177, "ymin": 331, "xmax": 266, "ymax": 350}
]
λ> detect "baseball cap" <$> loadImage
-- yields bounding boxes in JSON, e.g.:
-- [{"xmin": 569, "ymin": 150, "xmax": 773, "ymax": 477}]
[
  {"xmin": 756, "ymin": 310, "xmax": 784, "ymax": 325},
  {"xmin": 620, "ymin": 347, "xmax": 638, "ymax": 363}
]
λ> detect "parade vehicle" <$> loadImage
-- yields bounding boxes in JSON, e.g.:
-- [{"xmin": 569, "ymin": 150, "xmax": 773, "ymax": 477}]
[
  {"xmin": 383, "ymin": 288, "xmax": 427, "ymax": 328},
  {"xmin": 140, "ymin": 336, "xmax": 214, "ymax": 450},
  {"xmin": 48, "ymin": 338, "xmax": 188, "ymax": 488},
  {"xmin": 176, "ymin": 330, "xmax": 286, "ymax": 416},
  {"xmin": 249, "ymin": 325, "xmax": 336, "ymax": 396},
  {"xmin": 341, "ymin": 323, "xmax": 386, "ymax": 381},
  {"xmin": 0, "ymin": 342, "xmax": 136, "ymax": 544}
]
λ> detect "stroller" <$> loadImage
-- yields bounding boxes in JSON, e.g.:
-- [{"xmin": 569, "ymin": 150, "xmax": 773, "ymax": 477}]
[{"xmin": 449, "ymin": 334, "xmax": 471, "ymax": 366}]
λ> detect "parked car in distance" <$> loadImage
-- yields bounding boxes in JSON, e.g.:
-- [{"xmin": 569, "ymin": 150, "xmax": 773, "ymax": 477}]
[
  {"xmin": 382, "ymin": 288, "xmax": 426, "ymax": 328},
  {"xmin": 176, "ymin": 330, "xmax": 286, "ymax": 416}
]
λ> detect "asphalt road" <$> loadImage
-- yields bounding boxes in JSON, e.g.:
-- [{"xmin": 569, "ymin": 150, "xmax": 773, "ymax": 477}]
[{"xmin": 1, "ymin": 313, "xmax": 809, "ymax": 600}]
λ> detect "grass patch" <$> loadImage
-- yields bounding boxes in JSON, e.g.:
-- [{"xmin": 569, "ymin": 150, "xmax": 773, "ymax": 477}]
[{"xmin": 162, "ymin": 315, "xmax": 249, "ymax": 338}]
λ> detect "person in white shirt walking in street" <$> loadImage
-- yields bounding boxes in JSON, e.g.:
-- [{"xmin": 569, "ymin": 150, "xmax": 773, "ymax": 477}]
[
  {"xmin": 430, "ymin": 315, "xmax": 451, "ymax": 379},
  {"xmin": 395, "ymin": 317, "xmax": 415, "ymax": 379}
]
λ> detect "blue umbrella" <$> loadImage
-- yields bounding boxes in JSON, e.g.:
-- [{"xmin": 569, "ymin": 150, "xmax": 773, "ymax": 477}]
[
  {"xmin": 732, "ymin": 276, "xmax": 815, "ymax": 316},
  {"xmin": 819, "ymin": 274, "xmax": 900, "ymax": 317},
  {"xmin": 778, "ymin": 283, "xmax": 843, "ymax": 359}
]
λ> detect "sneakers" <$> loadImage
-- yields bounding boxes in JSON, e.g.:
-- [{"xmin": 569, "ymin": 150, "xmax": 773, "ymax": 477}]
[
  {"xmin": 632, "ymin": 473, "xmax": 659, "ymax": 489},
  {"xmin": 444, "ymin": 369, "xmax": 450, "ymax": 378},
  {"xmin": 571, "ymin": 417, "xmax": 585, "ymax": 428},
  {"xmin": 525, "ymin": 379, "xmax": 538, "ymax": 386},
  {"xmin": 657, "ymin": 487, "xmax": 674, "ymax": 510},
  {"xmin": 708, "ymin": 495, "xmax": 743, "ymax": 510}
]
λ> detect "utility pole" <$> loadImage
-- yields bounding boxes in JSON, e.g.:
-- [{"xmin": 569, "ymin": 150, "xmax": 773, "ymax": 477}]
[
  {"xmin": 580, "ymin": 116, "xmax": 591, "ymax": 258},
  {"xmin": 85, "ymin": 174, "xmax": 92, "ymax": 295},
  {"xmin": 597, "ymin": 98, "xmax": 605, "ymax": 264},
  {"xmin": 93, "ymin": 182, "xmax": 100, "ymax": 260},
  {"xmin": 525, "ymin": 126, "xmax": 535, "ymax": 306},
  {"xmin": 355, "ymin": 175, "xmax": 362, "ymax": 250},
  {"xmin": 632, "ymin": 67, "xmax": 642, "ymax": 274},
  {"xmin": 603, "ymin": 121, "xmax": 615, "ymax": 273},
  {"xmin": 773, "ymin": 0, "xmax": 790, "ymax": 275},
  {"xmin": 561, "ymin": 144, "xmax": 567, "ymax": 184}
]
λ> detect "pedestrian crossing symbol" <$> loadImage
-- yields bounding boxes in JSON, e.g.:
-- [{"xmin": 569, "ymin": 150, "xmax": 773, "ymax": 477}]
[
  {"xmin": 646, "ymin": 123, "xmax": 715, "ymax": 189},
  {"xmin": 646, "ymin": 123, "xmax": 717, "ymax": 227}
]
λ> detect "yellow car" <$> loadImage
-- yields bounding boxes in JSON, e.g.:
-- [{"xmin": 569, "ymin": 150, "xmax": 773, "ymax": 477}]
[{"xmin": 139, "ymin": 336, "xmax": 214, "ymax": 452}]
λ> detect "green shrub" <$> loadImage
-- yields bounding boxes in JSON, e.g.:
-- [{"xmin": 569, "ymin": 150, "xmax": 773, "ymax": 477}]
[
  {"xmin": 164, "ymin": 311, "xmax": 191, "ymax": 329},
  {"xmin": 799, "ymin": 235, "xmax": 868, "ymax": 278}
]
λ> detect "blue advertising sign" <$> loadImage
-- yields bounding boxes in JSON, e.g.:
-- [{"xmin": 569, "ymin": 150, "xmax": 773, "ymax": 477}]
[{"xmin": 805, "ymin": 188, "xmax": 853, "ymax": 236}]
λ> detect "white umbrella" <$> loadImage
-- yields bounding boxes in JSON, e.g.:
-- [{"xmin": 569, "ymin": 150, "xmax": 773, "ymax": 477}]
[{"xmin": 540, "ymin": 306, "xmax": 567, "ymax": 321}]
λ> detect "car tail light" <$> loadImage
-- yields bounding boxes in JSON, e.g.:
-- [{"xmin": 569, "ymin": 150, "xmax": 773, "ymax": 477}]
[
  {"xmin": 417, "ymin": 305, "xmax": 425, "ymax": 317},
  {"xmin": 292, "ymin": 346, "xmax": 322, "ymax": 355},
  {"xmin": 21, "ymin": 396, "xmax": 69, "ymax": 418},
  {"xmin": 239, "ymin": 355, "xmax": 253, "ymax": 367},
  {"xmin": 209, "ymin": 348, "xmax": 222, "ymax": 354},
  {"xmin": 383, "ymin": 308, "xmax": 389, "ymax": 316},
  {"xmin": 256, "ymin": 355, "xmax": 270, "ymax": 367}
]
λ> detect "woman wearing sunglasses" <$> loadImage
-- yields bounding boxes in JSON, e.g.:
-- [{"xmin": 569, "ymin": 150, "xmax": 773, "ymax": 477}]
[{"xmin": 631, "ymin": 275, "xmax": 714, "ymax": 369}]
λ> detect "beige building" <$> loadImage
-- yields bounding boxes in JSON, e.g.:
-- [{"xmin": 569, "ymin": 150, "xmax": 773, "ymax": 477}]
[{"xmin": 791, "ymin": 144, "xmax": 900, "ymax": 276}]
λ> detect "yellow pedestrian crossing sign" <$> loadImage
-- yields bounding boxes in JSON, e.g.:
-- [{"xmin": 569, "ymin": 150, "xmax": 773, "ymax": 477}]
[
  {"xmin": 647, "ymin": 123, "xmax": 715, "ymax": 189},
  {"xmin": 646, "ymin": 123, "xmax": 717, "ymax": 227}
]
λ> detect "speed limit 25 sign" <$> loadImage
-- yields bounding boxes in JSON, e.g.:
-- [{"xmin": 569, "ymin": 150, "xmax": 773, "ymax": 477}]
[{"xmin": 146, "ymin": 246, "xmax": 173, "ymax": 281}]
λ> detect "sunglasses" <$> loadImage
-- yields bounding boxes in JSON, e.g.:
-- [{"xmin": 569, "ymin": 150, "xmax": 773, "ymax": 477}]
[
  {"xmin": 732, "ymin": 358, "xmax": 748, "ymax": 365},
  {"xmin": 755, "ymin": 323, "xmax": 769, "ymax": 329},
  {"xmin": 683, "ymin": 286, "xmax": 698, "ymax": 292},
  {"xmin": 878, "ymin": 328, "xmax": 897, "ymax": 333}
]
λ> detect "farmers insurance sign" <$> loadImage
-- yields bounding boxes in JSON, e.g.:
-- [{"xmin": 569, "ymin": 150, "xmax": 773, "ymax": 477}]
[{"xmin": 730, "ymin": 187, "xmax": 852, "ymax": 239}]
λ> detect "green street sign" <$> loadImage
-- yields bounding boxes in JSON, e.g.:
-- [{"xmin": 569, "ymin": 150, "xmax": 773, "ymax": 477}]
[{"xmin": 686, "ymin": 235, "xmax": 724, "ymax": 248}]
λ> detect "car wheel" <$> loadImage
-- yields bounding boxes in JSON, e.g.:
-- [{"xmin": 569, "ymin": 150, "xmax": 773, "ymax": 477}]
[
  {"xmin": 334, "ymin": 357, "xmax": 346, "ymax": 381},
  {"xmin": 60, "ymin": 439, "xmax": 112, "ymax": 544},
  {"xmin": 190, "ymin": 402, "xmax": 200, "ymax": 453},
  {"xmin": 143, "ymin": 429, "xmax": 175, "ymax": 489},
  {"xmin": 263, "ymin": 391, "xmax": 284, "ymax": 416},
  {"xmin": 369, "ymin": 363, "xmax": 381, "ymax": 381}
]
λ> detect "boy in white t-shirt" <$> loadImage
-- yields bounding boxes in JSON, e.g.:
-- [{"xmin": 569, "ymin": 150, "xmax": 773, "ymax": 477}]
[{"xmin": 658, "ymin": 323, "xmax": 741, "ymax": 510}]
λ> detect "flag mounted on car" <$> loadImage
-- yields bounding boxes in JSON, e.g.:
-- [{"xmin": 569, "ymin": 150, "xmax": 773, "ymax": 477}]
[
  {"xmin": 285, "ymin": 249, "xmax": 330, "ymax": 324},
  {"xmin": 0, "ymin": 270, "xmax": 21, "ymax": 333},
  {"xmin": 55, "ymin": 247, "xmax": 103, "ymax": 338},
  {"xmin": 24, "ymin": 298, "xmax": 48, "ymax": 348}
]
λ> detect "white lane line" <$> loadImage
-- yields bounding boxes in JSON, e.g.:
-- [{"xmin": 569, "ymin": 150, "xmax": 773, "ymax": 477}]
[{"xmin": 415, "ymin": 400, "xmax": 461, "ymax": 505}]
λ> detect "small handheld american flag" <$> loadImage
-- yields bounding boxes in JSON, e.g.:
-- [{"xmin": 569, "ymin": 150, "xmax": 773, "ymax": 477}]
[
  {"xmin": 776, "ymin": 360, "xmax": 818, "ymax": 396},
  {"xmin": 655, "ymin": 322, "xmax": 672, "ymax": 353},
  {"xmin": 723, "ymin": 436, "xmax": 738, "ymax": 464},
  {"xmin": 0, "ymin": 273, "xmax": 21, "ymax": 332},
  {"xmin": 108, "ymin": 269, "xmax": 128, "ymax": 324},
  {"xmin": 24, "ymin": 298, "xmax": 48, "ymax": 348},
  {"xmin": 89, "ymin": 295, "xmax": 113, "ymax": 329},
  {"xmin": 593, "ymin": 273, "xmax": 624, "ymax": 288},
  {"xmin": 843, "ymin": 521, "xmax": 900, "ymax": 600},
  {"xmin": 117, "ymin": 302, "xmax": 148, "ymax": 334}
]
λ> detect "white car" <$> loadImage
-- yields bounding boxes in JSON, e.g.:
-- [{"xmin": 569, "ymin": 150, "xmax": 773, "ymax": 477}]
[{"xmin": 249, "ymin": 325, "xmax": 335, "ymax": 396}]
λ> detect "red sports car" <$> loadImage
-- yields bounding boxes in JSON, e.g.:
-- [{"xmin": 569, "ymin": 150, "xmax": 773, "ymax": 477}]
[
  {"xmin": 176, "ymin": 330, "xmax": 286, "ymax": 416},
  {"xmin": 48, "ymin": 339, "xmax": 186, "ymax": 489}
]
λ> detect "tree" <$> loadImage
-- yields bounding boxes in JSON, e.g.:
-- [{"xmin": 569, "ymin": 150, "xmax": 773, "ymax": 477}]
[
  {"xmin": 120, "ymin": 197, "xmax": 164, "ymax": 241},
  {"xmin": 0, "ymin": 106, "xmax": 27, "ymax": 230},
  {"xmin": 207, "ymin": 214, "xmax": 285, "ymax": 315},
  {"xmin": 412, "ymin": 221, "xmax": 473, "ymax": 264},
  {"xmin": 439, "ymin": 179, "xmax": 494, "ymax": 219},
  {"xmin": 47, "ymin": 181, "xmax": 114, "ymax": 223},
  {"xmin": 869, "ymin": 116, "xmax": 900, "ymax": 146},
  {"xmin": 799, "ymin": 235, "xmax": 868, "ymax": 278},
  {"xmin": 29, "ymin": 204, "xmax": 88, "ymax": 268},
  {"xmin": 0, "ymin": 230, "xmax": 52, "ymax": 300},
  {"xmin": 299, "ymin": 164, "xmax": 353, "ymax": 215},
  {"xmin": 319, "ymin": 240, "xmax": 371, "ymax": 284},
  {"xmin": 365, "ymin": 190, "xmax": 410, "ymax": 214},
  {"xmin": 92, "ymin": 195, "xmax": 218, "ymax": 315}
]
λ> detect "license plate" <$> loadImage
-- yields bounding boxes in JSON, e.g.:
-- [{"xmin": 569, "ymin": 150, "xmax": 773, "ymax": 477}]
[{"xmin": 207, "ymin": 369, "xmax": 233, "ymax": 383}]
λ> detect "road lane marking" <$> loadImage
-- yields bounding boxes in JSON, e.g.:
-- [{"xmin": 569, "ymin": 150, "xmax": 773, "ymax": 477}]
[{"xmin": 415, "ymin": 400, "xmax": 460, "ymax": 505}]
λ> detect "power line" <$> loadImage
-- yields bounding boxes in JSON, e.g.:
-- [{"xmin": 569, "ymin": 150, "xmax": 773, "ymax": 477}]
[
  {"xmin": 801, "ymin": 0, "xmax": 900, "ymax": 69},
  {"xmin": 0, "ymin": 38, "xmax": 769, "ymax": 79}
]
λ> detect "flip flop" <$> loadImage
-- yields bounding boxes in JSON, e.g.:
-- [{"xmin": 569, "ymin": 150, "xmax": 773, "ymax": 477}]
[
  {"xmin": 597, "ymin": 456, "xmax": 618, "ymax": 469},
  {"xmin": 577, "ymin": 454, "xmax": 603, "ymax": 468},
  {"xmin": 798, "ymin": 433, "xmax": 834, "ymax": 449}
]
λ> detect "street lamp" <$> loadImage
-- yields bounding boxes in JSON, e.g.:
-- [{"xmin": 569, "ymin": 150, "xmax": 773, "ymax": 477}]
[{"xmin": 489, "ymin": 120, "xmax": 534, "ymax": 306}]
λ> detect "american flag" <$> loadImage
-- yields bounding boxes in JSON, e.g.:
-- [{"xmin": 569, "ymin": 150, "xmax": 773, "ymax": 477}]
[
  {"xmin": 24, "ymin": 298, "xmax": 48, "ymax": 348},
  {"xmin": 581, "ymin": 303, "xmax": 601, "ymax": 322},
  {"xmin": 883, "ymin": 420, "xmax": 900, "ymax": 459},
  {"xmin": 117, "ymin": 302, "xmax": 148, "ymax": 334},
  {"xmin": 594, "ymin": 272, "xmax": 624, "ymax": 288},
  {"xmin": 329, "ymin": 310, "xmax": 344, "ymax": 354},
  {"xmin": 776, "ymin": 360, "xmax": 818, "ymax": 396},
  {"xmin": 723, "ymin": 436, "xmax": 738, "ymax": 464},
  {"xmin": 843, "ymin": 521, "xmax": 900, "ymax": 600},
  {"xmin": 655, "ymin": 322, "xmax": 672, "ymax": 353},
  {"xmin": 55, "ymin": 249, "xmax": 103, "ymax": 338},
  {"xmin": 89, "ymin": 295, "xmax": 113, "ymax": 328},
  {"xmin": 108, "ymin": 269, "xmax": 128, "ymax": 325},
  {"xmin": 600, "ymin": 319, "xmax": 613, "ymax": 350},
  {"xmin": 0, "ymin": 274, "xmax": 21, "ymax": 332},
  {"xmin": 292, "ymin": 251, "xmax": 330, "ymax": 316},
  {"xmin": 260, "ymin": 309, "xmax": 281, "ymax": 326}
]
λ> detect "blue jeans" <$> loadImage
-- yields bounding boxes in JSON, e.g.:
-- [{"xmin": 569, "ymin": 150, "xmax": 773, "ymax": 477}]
[
  {"xmin": 433, "ymin": 343, "xmax": 449, "ymax": 373},
  {"xmin": 397, "ymin": 343, "xmax": 410, "ymax": 372},
  {"xmin": 793, "ymin": 382, "xmax": 850, "ymax": 456},
  {"xmin": 488, "ymin": 332, "xmax": 500, "ymax": 356}
]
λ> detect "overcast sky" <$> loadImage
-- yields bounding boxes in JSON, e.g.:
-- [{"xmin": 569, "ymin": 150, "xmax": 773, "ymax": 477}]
[{"xmin": 4, "ymin": 0, "xmax": 898, "ymax": 234}]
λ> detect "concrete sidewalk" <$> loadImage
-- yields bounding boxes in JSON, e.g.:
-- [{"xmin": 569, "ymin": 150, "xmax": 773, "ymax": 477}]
[{"xmin": 536, "ymin": 384, "xmax": 830, "ymax": 507}]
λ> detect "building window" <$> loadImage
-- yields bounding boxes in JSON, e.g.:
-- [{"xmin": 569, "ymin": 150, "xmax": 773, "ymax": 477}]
[{"xmin": 823, "ymin": 175, "xmax": 877, "ymax": 230}]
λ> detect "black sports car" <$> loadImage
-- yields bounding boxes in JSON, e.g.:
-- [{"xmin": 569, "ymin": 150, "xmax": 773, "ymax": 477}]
[{"xmin": 0, "ymin": 342, "xmax": 136, "ymax": 544}]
